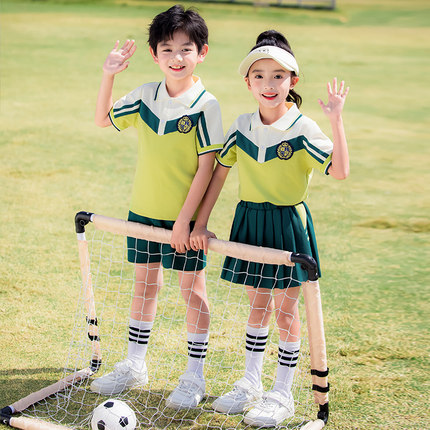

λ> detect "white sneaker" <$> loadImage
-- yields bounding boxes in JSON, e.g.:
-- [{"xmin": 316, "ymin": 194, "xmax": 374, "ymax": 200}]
[
  {"xmin": 90, "ymin": 359, "xmax": 148, "ymax": 395},
  {"xmin": 244, "ymin": 390, "xmax": 295, "ymax": 427},
  {"xmin": 165, "ymin": 372, "xmax": 205, "ymax": 410},
  {"xmin": 212, "ymin": 377, "xmax": 263, "ymax": 414}
]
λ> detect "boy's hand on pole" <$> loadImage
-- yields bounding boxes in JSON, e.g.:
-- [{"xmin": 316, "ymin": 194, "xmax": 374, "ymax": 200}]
[
  {"xmin": 171, "ymin": 220, "xmax": 191, "ymax": 254},
  {"xmin": 103, "ymin": 40, "xmax": 136, "ymax": 76}
]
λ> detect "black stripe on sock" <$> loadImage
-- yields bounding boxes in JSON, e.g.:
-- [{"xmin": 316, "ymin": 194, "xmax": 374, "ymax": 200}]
[
  {"xmin": 278, "ymin": 347, "xmax": 300, "ymax": 356},
  {"xmin": 128, "ymin": 337, "xmax": 149, "ymax": 344},
  {"xmin": 187, "ymin": 341, "xmax": 208, "ymax": 359},
  {"xmin": 245, "ymin": 333, "xmax": 267, "ymax": 352},
  {"xmin": 278, "ymin": 347, "xmax": 300, "ymax": 366},
  {"xmin": 246, "ymin": 333, "xmax": 268, "ymax": 341},
  {"xmin": 129, "ymin": 326, "xmax": 151, "ymax": 334}
]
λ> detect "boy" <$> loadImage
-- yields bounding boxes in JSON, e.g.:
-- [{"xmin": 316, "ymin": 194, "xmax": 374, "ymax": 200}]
[{"xmin": 90, "ymin": 5, "xmax": 224, "ymax": 410}]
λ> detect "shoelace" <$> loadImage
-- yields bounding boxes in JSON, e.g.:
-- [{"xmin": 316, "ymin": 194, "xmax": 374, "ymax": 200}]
[
  {"xmin": 258, "ymin": 395, "xmax": 279, "ymax": 409},
  {"xmin": 114, "ymin": 360, "xmax": 133, "ymax": 375},
  {"xmin": 229, "ymin": 386, "xmax": 248, "ymax": 399},
  {"xmin": 176, "ymin": 380, "xmax": 196, "ymax": 394}
]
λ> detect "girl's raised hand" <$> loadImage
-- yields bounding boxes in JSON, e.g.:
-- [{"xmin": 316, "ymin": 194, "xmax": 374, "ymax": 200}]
[
  {"xmin": 103, "ymin": 40, "xmax": 137, "ymax": 76},
  {"xmin": 318, "ymin": 78, "xmax": 350, "ymax": 118}
]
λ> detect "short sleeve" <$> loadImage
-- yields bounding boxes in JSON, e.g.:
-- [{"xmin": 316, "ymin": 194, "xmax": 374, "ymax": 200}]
[
  {"xmin": 302, "ymin": 119, "xmax": 333, "ymax": 175},
  {"xmin": 196, "ymin": 99, "xmax": 224, "ymax": 155},
  {"xmin": 216, "ymin": 123, "xmax": 238, "ymax": 168},
  {"xmin": 109, "ymin": 87, "xmax": 143, "ymax": 132}
]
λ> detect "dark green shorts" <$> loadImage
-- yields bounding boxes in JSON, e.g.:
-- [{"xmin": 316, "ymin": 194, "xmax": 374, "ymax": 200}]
[
  {"xmin": 221, "ymin": 201, "xmax": 321, "ymax": 289},
  {"xmin": 127, "ymin": 211, "xmax": 206, "ymax": 272}
]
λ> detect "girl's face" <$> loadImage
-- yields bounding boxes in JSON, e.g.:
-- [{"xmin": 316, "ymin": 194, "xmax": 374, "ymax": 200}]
[{"xmin": 245, "ymin": 58, "xmax": 299, "ymax": 118}]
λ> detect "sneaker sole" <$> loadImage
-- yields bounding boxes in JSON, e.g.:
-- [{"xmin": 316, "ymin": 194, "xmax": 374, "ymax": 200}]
[
  {"xmin": 212, "ymin": 403, "xmax": 245, "ymax": 414},
  {"xmin": 244, "ymin": 410, "xmax": 294, "ymax": 427},
  {"xmin": 212, "ymin": 393, "xmax": 263, "ymax": 415},
  {"xmin": 212, "ymin": 400, "xmax": 259, "ymax": 414},
  {"xmin": 165, "ymin": 395, "xmax": 204, "ymax": 410},
  {"xmin": 90, "ymin": 376, "xmax": 149, "ymax": 395}
]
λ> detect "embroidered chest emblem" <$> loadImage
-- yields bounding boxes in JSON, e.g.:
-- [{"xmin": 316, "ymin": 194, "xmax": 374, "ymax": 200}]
[
  {"xmin": 177, "ymin": 115, "xmax": 193, "ymax": 133},
  {"xmin": 276, "ymin": 141, "xmax": 294, "ymax": 160}
]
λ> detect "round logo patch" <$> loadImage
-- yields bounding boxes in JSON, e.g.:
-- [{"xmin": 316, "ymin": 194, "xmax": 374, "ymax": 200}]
[
  {"xmin": 276, "ymin": 141, "xmax": 294, "ymax": 160},
  {"xmin": 177, "ymin": 115, "xmax": 193, "ymax": 134}
]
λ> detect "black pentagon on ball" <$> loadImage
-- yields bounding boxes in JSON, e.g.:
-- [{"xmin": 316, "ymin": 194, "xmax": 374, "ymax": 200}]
[
  {"xmin": 97, "ymin": 420, "xmax": 106, "ymax": 430},
  {"xmin": 119, "ymin": 416, "xmax": 129, "ymax": 427},
  {"xmin": 104, "ymin": 401, "xmax": 115, "ymax": 408}
]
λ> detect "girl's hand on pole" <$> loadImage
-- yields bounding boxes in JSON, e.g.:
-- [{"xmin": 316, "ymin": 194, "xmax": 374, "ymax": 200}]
[
  {"xmin": 318, "ymin": 78, "xmax": 350, "ymax": 118},
  {"xmin": 190, "ymin": 225, "xmax": 217, "ymax": 255},
  {"xmin": 103, "ymin": 40, "xmax": 136, "ymax": 76}
]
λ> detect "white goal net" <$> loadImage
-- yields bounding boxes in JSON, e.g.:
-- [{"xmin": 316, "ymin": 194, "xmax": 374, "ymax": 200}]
[{"xmin": 6, "ymin": 212, "xmax": 329, "ymax": 430}]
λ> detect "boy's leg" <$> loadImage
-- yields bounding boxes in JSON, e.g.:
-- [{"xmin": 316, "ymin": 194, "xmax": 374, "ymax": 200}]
[
  {"xmin": 212, "ymin": 287, "xmax": 272, "ymax": 414},
  {"xmin": 90, "ymin": 263, "xmax": 162, "ymax": 395},
  {"xmin": 165, "ymin": 269, "xmax": 208, "ymax": 409},
  {"xmin": 127, "ymin": 263, "xmax": 163, "ymax": 370},
  {"xmin": 244, "ymin": 287, "xmax": 300, "ymax": 426}
]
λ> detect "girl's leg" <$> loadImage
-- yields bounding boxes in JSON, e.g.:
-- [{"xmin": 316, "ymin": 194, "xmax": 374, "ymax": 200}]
[
  {"xmin": 212, "ymin": 286, "xmax": 273, "ymax": 414},
  {"xmin": 244, "ymin": 286, "xmax": 274, "ymax": 386},
  {"xmin": 243, "ymin": 287, "xmax": 300, "ymax": 426},
  {"xmin": 272, "ymin": 286, "xmax": 301, "ymax": 396}
]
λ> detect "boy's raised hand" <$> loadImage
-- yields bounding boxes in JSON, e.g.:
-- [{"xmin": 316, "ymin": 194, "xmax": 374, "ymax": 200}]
[
  {"xmin": 318, "ymin": 77, "xmax": 350, "ymax": 117},
  {"xmin": 103, "ymin": 40, "xmax": 136, "ymax": 75}
]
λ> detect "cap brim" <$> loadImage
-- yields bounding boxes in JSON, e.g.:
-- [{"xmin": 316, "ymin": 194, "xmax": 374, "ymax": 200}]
[{"xmin": 238, "ymin": 46, "xmax": 299, "ymax": 77}]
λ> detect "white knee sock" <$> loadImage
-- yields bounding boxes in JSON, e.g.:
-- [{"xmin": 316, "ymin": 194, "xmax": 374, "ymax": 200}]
[
  {"xmin": 186, "ymin": 332, "xmax": 209, "ymax": 379},
  {"xmin": 244, "ymin": 325, "xmax": 269, "ymax": 388},
  {"xmin": 273, "ymin": 339, "xmax": 301, "ymax": 396},
  {"xmin": 127, "ymin": 318, "xmax": 154, "ymax": 372}
]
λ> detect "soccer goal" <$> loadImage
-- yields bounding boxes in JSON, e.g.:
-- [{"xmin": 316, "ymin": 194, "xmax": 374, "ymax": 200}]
[{"xmin": 1, "ymin": 212, "xmax": 329, "ymax": 430}]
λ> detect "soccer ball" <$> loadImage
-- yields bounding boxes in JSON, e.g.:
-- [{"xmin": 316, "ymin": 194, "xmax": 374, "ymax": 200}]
[{"xmin": 91, "ymin": 399, "xmax": 136, "ymax": 430}]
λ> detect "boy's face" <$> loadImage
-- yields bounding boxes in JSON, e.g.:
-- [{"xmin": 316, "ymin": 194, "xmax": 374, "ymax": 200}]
[{"xmin": 150, "ymin": 31, "xmax": 208, "ymax": 84}]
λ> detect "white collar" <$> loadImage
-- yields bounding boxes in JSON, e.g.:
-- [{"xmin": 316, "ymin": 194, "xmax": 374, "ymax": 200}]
[
  {"xmin": 250, "ymin": 103, "xmax": 302, "ymax": 131},
  {"xmin": 155, "ymin": 76, "xmax": 205, "ymax": 108}
]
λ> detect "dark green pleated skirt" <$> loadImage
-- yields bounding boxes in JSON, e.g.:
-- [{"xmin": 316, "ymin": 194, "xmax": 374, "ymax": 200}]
[{"xmin": 221, "ymin": 201, "xmax": 321, "ymax": 289}]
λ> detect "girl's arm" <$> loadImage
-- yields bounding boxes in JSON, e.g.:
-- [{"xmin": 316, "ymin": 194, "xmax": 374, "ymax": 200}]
[
  {"xmin": 95, "ymin": 40, "xmax": 136, "ymax": 128},
  {"xmin": 318, "ymin": 78, "xmax": 350, "ymax": 180},
  {"xmin": 170, "ymin": 152, "xmax": 218, "ymax": 254},
  {"xmin": 190, "ymin": 164, "xmax": 231, "ymax": 255}
]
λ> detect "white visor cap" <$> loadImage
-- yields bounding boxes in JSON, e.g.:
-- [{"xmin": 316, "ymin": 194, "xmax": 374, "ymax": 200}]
[{"xmin": 239, "ymin": 45, "xmax": 299, "ymax": 77}]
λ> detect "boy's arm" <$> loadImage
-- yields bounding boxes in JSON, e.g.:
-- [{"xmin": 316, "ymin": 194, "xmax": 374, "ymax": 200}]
[
  {"xmin": 170, "ymin": 152, "xmax": 217, "ymax": 254},
  {"xmin": 318, "ymin": 78, "xmax": 350, "ymax": 180},
  {"xmin": 190, "ymin": 163, "xmax": 230, "ymax": 255},
  {"xmin": 95, "ymin": 40, "xmax": 136, "ymax": 128}
]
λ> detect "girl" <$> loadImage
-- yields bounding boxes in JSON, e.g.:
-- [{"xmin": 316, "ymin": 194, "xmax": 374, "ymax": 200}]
[{"xmin": 190, "ymin": 30, "xmax": 349, "ymax": 427}]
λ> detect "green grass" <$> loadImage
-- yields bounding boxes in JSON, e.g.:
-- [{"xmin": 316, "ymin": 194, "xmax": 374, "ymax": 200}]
[{"xmin": 1, "ymin": 0, "xmax": 429, "ymax": 429}]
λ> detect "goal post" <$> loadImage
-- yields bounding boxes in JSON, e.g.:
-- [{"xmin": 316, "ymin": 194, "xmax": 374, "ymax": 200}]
[
  {"xmin": 2, "ymin": 211, "xmax": 330, "ymax": 430},
  {"xmin": 75, "ymin": 211, "xmax": 330, "ymax": 427}
]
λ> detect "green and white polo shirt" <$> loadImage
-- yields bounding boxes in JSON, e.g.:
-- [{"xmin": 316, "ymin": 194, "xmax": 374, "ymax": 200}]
[
  {"xmin": 110, "ymin": 77, "xmax": 224, "ymax": 221},
  {"xmin": 217, "ymin": 103, "xmax": 333, "ymax": 206}
]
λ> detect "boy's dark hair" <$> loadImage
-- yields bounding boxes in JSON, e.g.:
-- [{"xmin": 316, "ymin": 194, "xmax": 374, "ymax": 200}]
[
  {"xmin": 148, "ymin": 4, "xmax": 208, "ymax": 55},
  {"xmin": 251, "ymin": 30, "xmax": 302, "ymax": 108}
]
